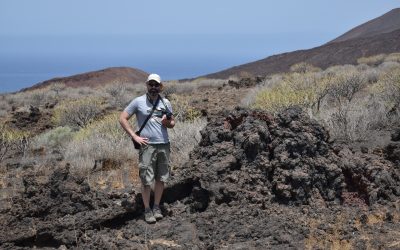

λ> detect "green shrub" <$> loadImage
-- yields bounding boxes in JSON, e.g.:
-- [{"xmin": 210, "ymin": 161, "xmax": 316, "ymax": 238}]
[
  {"xmin": 64, "ymin": 112, "xmax": 136, "ymax": 171},
  {"xmin": 73, "ymin": 112, "xmax": 129, "ymax": 142},
  {"xmin": 0, "ymin": 123, "xmax": 30, "ymax": 160},
  {"xmin": 52, "ymin": 98, "xmax": 103, "ymax": 129},
  {"xmin": 32, "ymin": 126, "xmax": 74, "ymax": 151},
  {"xmin": 251, "ymin": 72, "xmax": 330, "ymax": 113},
  {"xmin": 169, "ymin": 94, "xmax": 202, "ymax": 122}
]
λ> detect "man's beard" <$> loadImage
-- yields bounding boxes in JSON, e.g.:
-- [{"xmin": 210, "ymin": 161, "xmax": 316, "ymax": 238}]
[{"xmin": 148, "ymin": 89, "xmax": 159, "ymax": 96}]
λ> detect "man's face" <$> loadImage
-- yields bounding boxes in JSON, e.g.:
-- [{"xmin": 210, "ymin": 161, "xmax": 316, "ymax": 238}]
[{"xmin": 147, "ymin": 80, "xmax": 161, "ymax": 96}]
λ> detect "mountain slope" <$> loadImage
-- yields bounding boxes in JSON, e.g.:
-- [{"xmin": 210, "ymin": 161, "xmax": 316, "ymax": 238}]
[
  {"xmin": 21, "ymin": 67, "xmax": 148, "ymax": 92},
  {"xmin": 329, "ymin": 8, "xmax": 400, "ymax": 44},
  {"xmin": 201, "ymin": 9, "xmax": 400, "ymax": 79}
]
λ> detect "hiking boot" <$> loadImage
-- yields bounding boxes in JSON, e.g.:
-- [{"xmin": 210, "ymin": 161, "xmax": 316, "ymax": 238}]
[
  {"xmin": 152, "ymin": 206, "xmax": 163, "ymax": 220},
  {"xmin": 144, "ymin": 209, "xmax": 156, "ymax": 224}
]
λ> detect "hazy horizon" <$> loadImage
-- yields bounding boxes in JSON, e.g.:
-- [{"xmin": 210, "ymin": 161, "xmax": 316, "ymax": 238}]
[
  {"xmin": 0, "ymin": 32, "xmax": 335, "ymax": 93},
  {"xmin": 1, "ymin": 0, "xmax": 399, "ymax": 93}
]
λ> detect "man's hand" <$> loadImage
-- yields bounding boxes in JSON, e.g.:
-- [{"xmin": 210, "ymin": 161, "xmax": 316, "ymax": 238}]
[
  {"xmin": 133, "ymin": 133, "xmax": 149, "ymax": 146},
  {"xmin": 161, "ymin": 114, "xmax": 175, "ymax": 128}
]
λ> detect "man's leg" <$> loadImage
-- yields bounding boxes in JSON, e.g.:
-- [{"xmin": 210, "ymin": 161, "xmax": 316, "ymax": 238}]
[
  {"xmin": 154, "ymin": 180, "xmax": 164, "ymax": 206},
  {"xmin": 142, "ymin": 184, "xmax": 156, "ymax": 223},
  {"xmin": 154, "ymin": 143, "xmax": 170, "ymax": 206},
  {"xmin": 142, "ymin": 184, "xmax": 152, "ymax": 209},
  {"xmin": 138, "ymin": 145, "xmax": 156, "ymax": 223},
  {"xmin": 152, "ymin": 180, "xmax": 164, "ymax": 220}
]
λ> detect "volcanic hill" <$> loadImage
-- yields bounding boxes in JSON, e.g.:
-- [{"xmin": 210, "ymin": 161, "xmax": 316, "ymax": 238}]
[
  {"xmin": 329, "ymin": 8, "xmax": 400, "ymax": 43},
  {"xmin": 21, "ymin": 67, "xmax": 148, "ymax": 92},
  {"xmin": 202, "ymin": 8, "xmax": 400, "ymax": 79}
]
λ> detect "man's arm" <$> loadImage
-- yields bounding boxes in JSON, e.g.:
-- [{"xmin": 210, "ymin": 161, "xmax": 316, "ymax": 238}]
[
  {"xmin": 119, "ymin": 111, "xmax": 148, "ymax": 145},
  {"xmin": 161, "ymin": 99, "xmax": 175, "ymax": 128}
]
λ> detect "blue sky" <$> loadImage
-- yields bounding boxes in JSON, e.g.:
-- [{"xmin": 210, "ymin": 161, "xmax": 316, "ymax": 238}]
[{"xmin": 0, "ymin": 0, "xmax": 399, "ymax": 93}]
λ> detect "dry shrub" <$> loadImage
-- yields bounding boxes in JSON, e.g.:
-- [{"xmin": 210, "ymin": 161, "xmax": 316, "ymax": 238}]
[
  {"xmin": 163, "ymin": 81, "xmax": 195, "ymax": 96},
  {"xmin": 0, "ymin": 95, "xmax": 10, "ymax": 118},
  {"xmin": 31, "ymin": 126, "xmax": 74, "ymax": 152},
  {"xmin": 384, "ymin": 52, "xmax": 400, "ymax": 63},
  {"xmin": 191, "ymin": 78, "xmax": 226, "ymax": 89},
  {"xmin": 371, "ymin": 68, "xmax": 400, "ymax": 125},
  {"xmin": 6, "ymin": 88, "xmax": 56, "ymax": 108},
  {"xmin": 252, "ymin": 82, "xmax": 313, "ymax": 113},
  {"xmin": 101, "ymin": 82, "xmax": 145, "ymax": 109},
  {"xmin": 241, "ymin": 74, "xmax": 284, "ymax": 107},
  {"xmin": 169, "ymin": 118, "xmax": 207, "ymax": 170},
  {"xmin": 64, "ymin": 113, "xmax": 205, "ymax": 176},
  {"xmin": 378, "ymin": 61, "xmax": 400, "ymax": 73},
  {"xmin": 290, "ymin": 62, "xmax": 321, "ymax": 73},
  {"xmin": 246, "ymin": 62, "xmax": 396, "ymax": 142},
  {"xmin": 251, "ymin": 72, "xmax": 331, "ymax": 114},
  {"xmin": 52, "ymin": 98, "xmax": 104, "ymax": 129},
  {"xmin": 320, "ymin": 67, "xmax": 398, "ymax": 140},
  {"xmin": 49, "ymin": 82, "xmax": 66, "ymax": 96},
  {"xmin": 64, "ymin": 113, "xmax": 137, "ymax": 174},
  {"xmin": 0, "ymin": 109, "xmax": 7, "ymax": 118},
  {"xmin": 357, "ymin": 54, "xmax": 386, "ymax": 66},
  {"xmin": 163, "ymin": 79, "xmax": 226, "ymax": 96},
  {"xmin": 327, "ymin": 69, "xmax": 367, "ymax": 103},
  {"xmin": 320, "ymin": 100, "xmax": 372, "ymax": 141},
  {"xmin": 104, "ymin": 83, "xmax": 126, "ymax": 108},
  {"xmin": 169, "ymin": 94, "xmax": 202, "ymax": 122},
  {"xmin": 380, "ymin": 68, "xmax": 400, "ymax": 106},
  {"xmin": 355, "ymin": 64, "xmax": 381, "ymax": 84}
]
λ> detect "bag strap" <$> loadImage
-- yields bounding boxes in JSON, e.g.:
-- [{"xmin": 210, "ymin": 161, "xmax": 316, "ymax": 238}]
[
  {"xmin": 137, "ymin": 95, "xmax": 160, "ymax": 135},
  {"xmin": 159, "ymin": 96, "xmax": 171, "ymax": 113}
]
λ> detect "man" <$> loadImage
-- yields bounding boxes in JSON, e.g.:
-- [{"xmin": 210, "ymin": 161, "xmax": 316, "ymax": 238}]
[{"xmin": 119, "ymin": 73, "xmax": 175, "ymax": 223}]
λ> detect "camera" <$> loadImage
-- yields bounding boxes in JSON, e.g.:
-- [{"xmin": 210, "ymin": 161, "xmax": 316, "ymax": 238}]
[{"xmin": 164, "ymin": 111, "xmax": 173, "ymax": 120}]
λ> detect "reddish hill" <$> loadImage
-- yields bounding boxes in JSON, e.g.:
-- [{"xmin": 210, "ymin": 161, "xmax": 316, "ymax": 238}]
[
  {"xmin": 201, "ymin": 9, "xmax": 400, "ymax": 79},
  {"xmin": 21, "ymin": 67, "xmax": 148, "ymax": 92}
]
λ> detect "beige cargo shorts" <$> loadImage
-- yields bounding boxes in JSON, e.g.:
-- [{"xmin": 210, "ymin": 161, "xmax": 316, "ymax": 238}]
[{"xmin": 138, "ymin": 143, "xmax": 170, "ymax": 186}]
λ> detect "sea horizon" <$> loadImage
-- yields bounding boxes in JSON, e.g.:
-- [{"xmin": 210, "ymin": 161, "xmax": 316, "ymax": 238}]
[
  {"xmin": 0, "ymin": 53, "xmax": 266, "ymax": 94},
  {"xmin": 0, "ymin": 33, "xmax": 334, "ymax": 93}
]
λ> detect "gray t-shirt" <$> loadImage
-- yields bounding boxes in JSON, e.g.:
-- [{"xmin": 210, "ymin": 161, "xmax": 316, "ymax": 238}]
[{"xmin": 124, "ymin": 94, "xmax": 173, "ymax": 144}]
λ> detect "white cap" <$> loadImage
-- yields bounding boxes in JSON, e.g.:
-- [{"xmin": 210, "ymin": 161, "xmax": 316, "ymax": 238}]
[{"xmin": 146, "ymin": 73, "xmax": 161, "ymax": 84}]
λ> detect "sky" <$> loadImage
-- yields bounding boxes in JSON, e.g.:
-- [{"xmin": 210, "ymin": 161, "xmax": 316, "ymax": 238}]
[{"xmin": 0, "ymin": 0, "xmax": 399, "ymax": 93}]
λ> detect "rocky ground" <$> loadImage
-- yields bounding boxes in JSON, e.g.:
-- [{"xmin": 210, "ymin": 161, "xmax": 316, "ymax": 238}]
[{"xmin": 1, "ymin": 106, "xmax": 399, "ymax": 249}]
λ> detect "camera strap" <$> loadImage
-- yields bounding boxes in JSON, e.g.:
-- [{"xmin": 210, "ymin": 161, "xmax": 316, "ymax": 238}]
[
  {"xmin": 159, "ymin": 96, "xmax": 171, "ymax": 113},
  {"xmin": 137, "ymin": 95, "xmax": 160, "ymax": 135}
]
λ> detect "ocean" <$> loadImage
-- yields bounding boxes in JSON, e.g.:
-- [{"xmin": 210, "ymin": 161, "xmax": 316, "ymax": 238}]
[
  {"xmin": 0, "ymin": 54, "xmax": 261, "ymax": 93},
  {"xmin": 0, "ymin": 33, "xmax": 333, "ymax": 93}
]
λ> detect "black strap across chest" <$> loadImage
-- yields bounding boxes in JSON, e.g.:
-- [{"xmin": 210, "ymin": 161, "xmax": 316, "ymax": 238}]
[{"xmin": 137, "ymin": 95, "xmax": 160, "ymax": 135}]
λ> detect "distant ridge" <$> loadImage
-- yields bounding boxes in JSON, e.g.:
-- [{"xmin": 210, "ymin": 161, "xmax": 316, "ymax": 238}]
[
  {"xmin": 329, "ymin": 8, "xmax": 400, "ymax": 44},
  {"xmin": 200, "ymin": 8, "xmax": 400, "ymax": 79},
  {"xmin": 21, "ymin": 67, "xmax": 148, "ymax": 92}
]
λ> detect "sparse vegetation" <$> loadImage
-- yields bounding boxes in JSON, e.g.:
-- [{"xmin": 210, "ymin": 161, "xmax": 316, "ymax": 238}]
[
  {"xmin": 0, "ymin": 52, "xmax": 399, "ymax": 250},
  {"xmin": 249, "ymin": 53, "xmax": 400, "ymax": 141},
  {"xmin": 163, "ymin": 78, "xmax": 226, "ymax": 96},
  {"xmin": 357, "ymin": 54, "xmax": 386, "ymax": 66},
  {"xmin": 0, "ymin": 123, "xmax": 30, "ymax": 160},
  {"xmin": 169, "ymin": 118, "xmax": 206, "ymax": 170},
  {"xmin": 32, "ymin": 126, "xmax": 74, "ymax": 152},
  {"xmin": 52, "ymin": 98, "xmax": 104, "ymax": 129},
  {"xmin": 290, "ymin": 62, "xmax": 321, "ymax": 73},
  {"xmin": 169, "ymin": 94, "xmax": 202, "ymax": 122},
  {"xmin": 64, "ymin": 112, "xmax": 133, "ymax": 173}
]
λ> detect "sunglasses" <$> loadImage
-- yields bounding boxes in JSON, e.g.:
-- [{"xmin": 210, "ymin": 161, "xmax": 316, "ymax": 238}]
[{"xmin": 147, "ymin": 81, "xmax": 161, "ymax": 88}]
